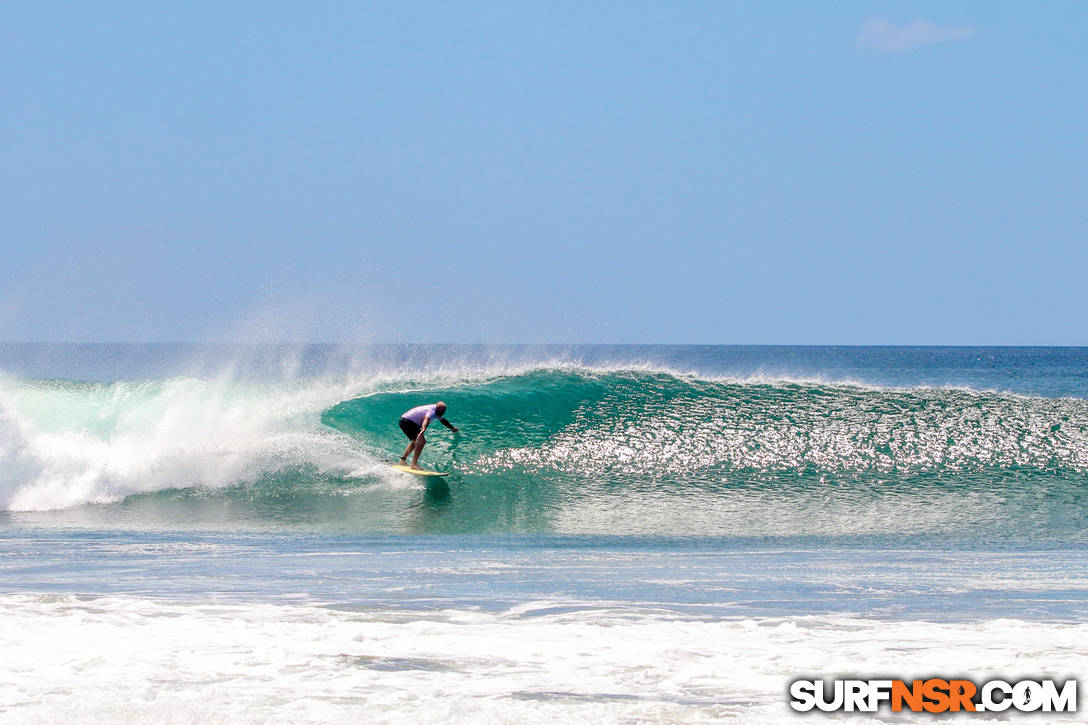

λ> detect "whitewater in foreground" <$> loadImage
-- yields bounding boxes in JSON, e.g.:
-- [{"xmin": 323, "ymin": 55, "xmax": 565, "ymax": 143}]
[{"xmin": 2, "ymin": 344, "xmax": 1086, "ymax": 722}]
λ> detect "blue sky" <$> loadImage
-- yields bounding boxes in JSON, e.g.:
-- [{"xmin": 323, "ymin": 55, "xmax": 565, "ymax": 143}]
[{"xmin": 2, "ymin": 1, "xmax": 1085, "ymax": 343}]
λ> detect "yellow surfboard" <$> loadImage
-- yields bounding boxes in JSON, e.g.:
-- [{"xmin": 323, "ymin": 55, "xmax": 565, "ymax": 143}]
[{"xmin": 388, "ymin": 463, "xmax": 450, "ymax": 477}]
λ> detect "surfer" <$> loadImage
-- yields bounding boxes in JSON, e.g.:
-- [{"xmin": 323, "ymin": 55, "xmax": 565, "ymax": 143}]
[{"xmin": 398, "ymin": 402, "xmax": 458, "ymax": 469}]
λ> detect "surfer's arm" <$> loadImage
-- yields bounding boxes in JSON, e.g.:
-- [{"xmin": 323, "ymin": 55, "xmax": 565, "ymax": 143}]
[{"xmin": 441, "ymin": 418, "xmax": 459, "ymax": 433}]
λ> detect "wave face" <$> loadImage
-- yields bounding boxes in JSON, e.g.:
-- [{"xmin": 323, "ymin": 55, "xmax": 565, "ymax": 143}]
[
  {"xmin": 325, "ymin": 368, "xmax": 1088, "ymax": 540},
  {"xmin": 3, "ymin": 358, "xmax": 1088, "ymax": 540},
  {"xmin": 327, "ymin": 369, "xmax": 1088, "ymax": 478}
]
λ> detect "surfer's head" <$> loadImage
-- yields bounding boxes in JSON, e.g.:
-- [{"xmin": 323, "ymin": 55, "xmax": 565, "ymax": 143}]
[{"xmin": 436, "ymin": 401, "xmax": 447, "ymax": 416}]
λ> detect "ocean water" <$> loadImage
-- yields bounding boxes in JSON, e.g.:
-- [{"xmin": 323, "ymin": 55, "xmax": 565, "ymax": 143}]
[{"xmin": 1, "ymin": 344, "xmax": 1086, "ymax": 722}]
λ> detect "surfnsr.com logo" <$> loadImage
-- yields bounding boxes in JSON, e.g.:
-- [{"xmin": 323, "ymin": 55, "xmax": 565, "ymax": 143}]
[{"xmin": 789, "ymin": 678, "xmax": 1077, "ymax": 714}]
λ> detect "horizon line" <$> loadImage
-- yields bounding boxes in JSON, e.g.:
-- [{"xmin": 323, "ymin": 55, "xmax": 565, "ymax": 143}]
[{"xmin": 2, "ymin": 341, "xmax": 1087, "ymax": 349}]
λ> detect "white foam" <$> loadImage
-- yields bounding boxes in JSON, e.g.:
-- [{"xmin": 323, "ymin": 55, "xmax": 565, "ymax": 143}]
[
  {"xmin": 0, "ymin": 594, "xmax": 1083, "ymax": 723},
  {"xmin": 0, "ymin": 374, "xmax": 368, "ymax": 511},
  {"xmin": 0, "ymin": 358, "xmax": 602, "ymax": 512}
]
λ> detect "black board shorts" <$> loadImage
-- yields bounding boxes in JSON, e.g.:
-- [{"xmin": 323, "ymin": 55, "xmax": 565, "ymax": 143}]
[{"xmin": 399, "ymin": 418, "xmax": 422, "ymax": 440}]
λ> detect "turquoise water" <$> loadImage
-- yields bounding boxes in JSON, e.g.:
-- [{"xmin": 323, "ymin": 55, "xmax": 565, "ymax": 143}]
[{"xmin": 1, "ymin": 345, "xmax": 1086, "ymax": 722}]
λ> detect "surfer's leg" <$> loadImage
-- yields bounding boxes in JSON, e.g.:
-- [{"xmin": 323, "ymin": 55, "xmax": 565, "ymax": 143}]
[
  {"xmin": 399, "ymin": 419, "xmax": 421, "ymax": 463},
  {"xmin": 410, "ymin": 434, "xmax": 426, "ymax": 469}
]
